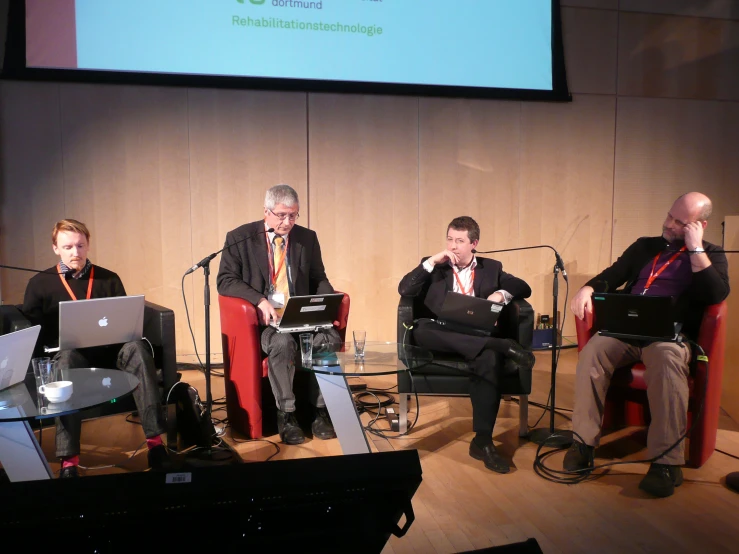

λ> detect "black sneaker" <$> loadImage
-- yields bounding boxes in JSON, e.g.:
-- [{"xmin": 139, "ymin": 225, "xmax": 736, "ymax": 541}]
[
  {"xmin": 469, "ymin": 441, "xmax": 510, "ymax": 474},
  {"xmin": 277, "ymin": 410, "xmax": 306, "ymax": 445},
  {"xmin": 59, "ymin": 466, "xmax": 79, "ymax": 479},
  {"xmin": 639, "ymin": 463, "xmax": 683, "ymax": 498},
  {"xmin": 147, "ymin": 444, "xmax": 175, "ymax": 471},
  {"xmin": 563, "ymin": 441, "xmax": 595, "ymax": 472},
  {"xmin": 311, "ymin": 408, "xmax": 337, "ymax": 440}
]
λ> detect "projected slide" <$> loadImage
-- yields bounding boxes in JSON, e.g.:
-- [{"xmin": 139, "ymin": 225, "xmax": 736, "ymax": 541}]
[{"xmin": 26, "ymin": 0, "xmax": 554, "ymax": 91}]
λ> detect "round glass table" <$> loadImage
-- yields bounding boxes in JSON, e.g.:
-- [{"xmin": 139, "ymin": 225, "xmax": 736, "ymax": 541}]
[
  {"xmin": 299, "ymin": 341, "xmax": 433, "ymax": 375},
  {"xmin": 297, "ymin": 342, "xmax": 432, "ymax": 455},
  {"xmin": 0, "ymin": 368, "xmax": 139, "ymax": 481}
]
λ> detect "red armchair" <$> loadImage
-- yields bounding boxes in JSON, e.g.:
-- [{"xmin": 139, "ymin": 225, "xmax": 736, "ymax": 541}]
[
  {"xmin": 575, "ymin": 300, "xmax": 728, "ymax": 468},
  {"xmin": 219, "ymin": 293, "xmax": 350, "ymax": 438}
]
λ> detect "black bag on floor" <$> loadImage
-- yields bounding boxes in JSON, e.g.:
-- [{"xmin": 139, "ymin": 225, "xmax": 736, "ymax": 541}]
[{"xmin": 171, "ymin": 382, "xmax": 216, "ymax": 449}]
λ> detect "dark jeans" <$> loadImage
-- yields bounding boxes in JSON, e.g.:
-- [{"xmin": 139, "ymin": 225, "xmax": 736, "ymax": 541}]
[{"xmin": 53, "ymin": 340, "xmax": 165, "ymax": 458}]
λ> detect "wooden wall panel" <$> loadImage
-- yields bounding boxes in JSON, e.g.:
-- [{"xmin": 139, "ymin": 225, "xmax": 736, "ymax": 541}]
[
  {"xmin": 0, "ymin": 82, "xmax": 65, "ymax": 304},
  {"xmin": 418, "ymin": 97, "xmax": 522, "ymax": 279},
  {"xmin": 618, "ymin": 12, "xmax": 739, "ymax": 100},
  {"xmin": 188, "ymin": 89, "xmax": 308, "ymax": 358},
  {"xmin": 612, "ymin": 97, "xmax": 739, "ymax": 259},
  {"xmin": 620, "ymin": 0, "xmax": 739, "ymax": 20},
  {"xmin": 721, "ymin": 215, "xmax": 739, "ymax": 423},
  {"xmin": 519, "ymin": 95, "xmax": 617, "ymax": 337},
  {"xmin": 562, "ymin": 7, "xmax": 619, "ymax": 95},
  {"xmin": 309, "ymin": 94, "xmax": 419, "ymax": 342},
  {"xmin": 57, "ymin": 83, "xmax": 193, "ymax": 356}
]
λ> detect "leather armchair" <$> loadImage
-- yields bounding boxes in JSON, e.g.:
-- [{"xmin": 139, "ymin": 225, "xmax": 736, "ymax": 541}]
[
  {"xmin": 396, "ymin": 295, "xmax": 535, "ymax": 436},
  {"xmin": 0, "ymin": 302, "xmax": 180, "ymax": 439},
  {"xmin": 575, "ymin": 300, "xmax": 728, "ymax": 468},
  {"xmin": 219, "ymin": 292, "xmax": 350, "ymax": 439}
]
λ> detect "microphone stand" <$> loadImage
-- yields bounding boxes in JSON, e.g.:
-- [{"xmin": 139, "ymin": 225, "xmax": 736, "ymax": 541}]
[
  {"xmin": 181, "ymin": 228, "xmax": 273, "ymax": 464},
  {"xmin": 475, "ymin": 245, "xmax": 573, "ymax": 447}
]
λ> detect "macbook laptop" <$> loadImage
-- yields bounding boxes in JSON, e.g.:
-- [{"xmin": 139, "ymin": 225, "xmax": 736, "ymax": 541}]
[
  {"xmin": 45, "ymin": 295, "xmax": 146, "ymax": 352},
  {"xmin": 0, "ymin": 325, "xmax": 41, "ymax": 391},
  {"xmin": 436, "ymin": 292, "xmax": 504, "ymax": 337},
  {"xmin": 592, "ymin": 292, "xmax": 681, "ymax": 342},
  {"xmin": 270, "ymin": 294, "xmax": 344, "ymax": 334}
]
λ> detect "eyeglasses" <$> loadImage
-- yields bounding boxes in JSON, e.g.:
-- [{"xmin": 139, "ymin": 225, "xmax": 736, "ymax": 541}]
[{"xmin": 268, "ymin": 208, "xmax": 300, "ymax": 222}]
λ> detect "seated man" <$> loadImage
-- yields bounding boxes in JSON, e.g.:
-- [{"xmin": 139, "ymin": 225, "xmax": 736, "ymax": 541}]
[
  {"xmin": 398, "ymin": 216, "xmax": 535, "ymax": 474},
  {"xmin": 217, "ymin": 184, "xmax": 340, "ymax": 445},
  {"xmin": 564, "ymin": 192, "xmax": 730, "ymax": 497},
  {"xmin": 22, "ymin": 219, "xmax": 170, "ymax": 478}
]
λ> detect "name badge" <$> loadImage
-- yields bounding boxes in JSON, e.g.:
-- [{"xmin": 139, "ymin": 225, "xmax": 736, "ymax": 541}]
[{"xmin": 268, "ymin": 292, "xmax": 285, "ymax": 308}]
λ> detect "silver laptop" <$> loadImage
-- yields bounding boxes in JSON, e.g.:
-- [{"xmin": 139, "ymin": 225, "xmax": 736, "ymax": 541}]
[
  {"xmin": 270, "ymin": 294, "xmax": 344, "ymax": 334},
  {"xmin": 0, "ymin": 325, "xmax": 41, "ymax": 391},
  {"xmin": 50, "ymin": 295, "xmax": 145, "ymax": 351}
]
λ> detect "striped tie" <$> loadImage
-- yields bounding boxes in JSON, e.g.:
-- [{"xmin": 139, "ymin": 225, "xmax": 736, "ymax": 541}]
[{"xmin": 273, "ymin": 236, "xmax": 289, "ymax": 316}]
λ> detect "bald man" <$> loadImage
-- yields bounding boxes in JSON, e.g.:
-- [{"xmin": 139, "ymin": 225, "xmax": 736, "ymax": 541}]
[{"xmin": 563, "ymin": 192, "xmax": 730, "ymax": 497}]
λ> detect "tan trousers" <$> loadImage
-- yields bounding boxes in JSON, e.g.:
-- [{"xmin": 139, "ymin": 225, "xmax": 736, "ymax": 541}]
[{"xmin": 572, "ymin": 334, "xmax": 691, "ymax": 465}]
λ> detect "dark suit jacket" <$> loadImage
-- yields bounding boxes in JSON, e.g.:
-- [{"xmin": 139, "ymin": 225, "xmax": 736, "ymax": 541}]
[
  {"xmin": 216, "ymin": 221, "xmax": 334, "ymax": 306},
  {"xmin": 398, "ymin": 256, "xmax": 532, "ymax": 317},
  {"xmin": 585, "ymin": 236, "xmax": 730, "ymax": 340}
]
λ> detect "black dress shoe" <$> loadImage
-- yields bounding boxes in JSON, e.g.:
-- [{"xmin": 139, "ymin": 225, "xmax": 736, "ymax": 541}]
[
  {"xmin": 59, "ymin": 466, "xmax": 79, "ymax": 479},
  {"xmin": 504, "ymin": 339, "xmax": 536, "ymax": 372},
  {"xmin": 639, "ymin": 463, "xmax": 683, "ymax": 498},
  {"xmin": 148, "ymin": 444, "xmax": 176, "ymax": 471},
  {"xmin": 311, "ymin": 408, "xmax": 337, "ymax": 440},
  {"xmin": 469, "ymin": 441, "xmax": 510, "ymax": 474},
  {"xmin": 277, "ymin": 410, "xmax": 306, "ymax": 445}
]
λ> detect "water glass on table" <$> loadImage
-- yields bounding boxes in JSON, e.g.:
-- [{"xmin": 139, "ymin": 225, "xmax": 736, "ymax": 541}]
[
  {"xmin": 299, "ymin": 333, "xmax": 313, "ymax": 366},
  {"xmin": 353, "ymin": 330, "xmax": 366, "ymax": 360}
]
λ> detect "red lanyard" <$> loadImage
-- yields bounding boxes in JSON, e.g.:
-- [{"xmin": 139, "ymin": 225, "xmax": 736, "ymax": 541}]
[
  {"xmin": 266, "ymin": 234, "xmax": 289, "ymax": 286},
  {"xmin": 642, "ymin": 246, "xmax": 686, "ymax": 294},
  {"xmin": 453, "ymin": 267, "xmax": 475, "ymax": 296},
  {"xmin": 58, "ymin": 263, "xmax": 94, "ymax": 300}
]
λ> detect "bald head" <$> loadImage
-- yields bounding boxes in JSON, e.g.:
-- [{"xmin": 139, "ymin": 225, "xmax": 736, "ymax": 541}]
[
  {"xmin": 674, "ymin": 192, "xmax": 712, "ymax": 221},
  {"xmin": 662, "ymin": 192, "xmax": 713, "ymax": 243}
]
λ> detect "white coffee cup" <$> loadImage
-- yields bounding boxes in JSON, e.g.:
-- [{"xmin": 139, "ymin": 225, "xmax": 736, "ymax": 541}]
[{"xmin": 38, "ymin": 380, "xmax": 73, "ymax": 403}]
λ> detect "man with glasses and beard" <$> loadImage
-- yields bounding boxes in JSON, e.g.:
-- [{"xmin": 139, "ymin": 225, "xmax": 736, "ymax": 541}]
[{"xmin": 217, "ymin": 184, "xmax": 340, "ymax": 445}]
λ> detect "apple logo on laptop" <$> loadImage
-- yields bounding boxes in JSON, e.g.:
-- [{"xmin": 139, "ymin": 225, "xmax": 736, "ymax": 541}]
[
  {"xmin": 98, "ymin": 317, "xmax": 109, "ymax": 327},
  {"xmin": 102, "ymin": 377, "xmax": 112, "ymax": 388},
  {"xmin": 0, "ymin": 357, "xmax": 8, "ymax": 369}
]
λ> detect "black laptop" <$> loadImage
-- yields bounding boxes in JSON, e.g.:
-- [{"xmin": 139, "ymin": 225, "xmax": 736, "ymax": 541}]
[
  {"xmin": 592, "ymin": 293, "xmax": 681, "ymax": 342},
  {"xmin": 436, "ymin": 292, "xmax": 504, "ymax": 337},
  {"xmin": 270, "ymin": 294, "xmax": 344, "ymax": 334}
]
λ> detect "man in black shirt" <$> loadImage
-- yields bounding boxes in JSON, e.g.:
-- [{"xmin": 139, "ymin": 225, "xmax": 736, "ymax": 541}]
[{"xmin": 22, "ymin": 219, "xmax": 169, "ymax": 477}]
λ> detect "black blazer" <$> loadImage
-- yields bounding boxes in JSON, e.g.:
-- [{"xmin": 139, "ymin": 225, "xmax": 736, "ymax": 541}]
[
  {"xmin": 398, "ymin": 256, "xmax": 532, "ymax": 318},
  {"xmin": 585, "ymin": 236, "xmax": 730, "ymax": 339},
  {"xmin": 216, "ymin": 221, "xmax": 334, "ymax": 306}
]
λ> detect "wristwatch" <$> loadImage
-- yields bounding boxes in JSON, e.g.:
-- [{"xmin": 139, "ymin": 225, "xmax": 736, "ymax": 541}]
[{"xmin": 693, "ymin": 247, "xmax": 705, "ymax": 253}]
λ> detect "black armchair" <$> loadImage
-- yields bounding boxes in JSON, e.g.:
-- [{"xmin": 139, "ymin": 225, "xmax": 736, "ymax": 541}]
[
  {"xmin": 397, "ymin": 295, "xmax": 535, "ymax": 436},
  {"xmin": 0, "ymin": 302, "xmax": 180, "ymax": 443}
]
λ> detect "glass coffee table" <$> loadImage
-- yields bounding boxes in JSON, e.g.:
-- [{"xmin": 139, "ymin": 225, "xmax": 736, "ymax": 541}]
[
  {"xmin": 298, "ymin": 342, "xmax": 432, "ymax": 454},
  {"xmin": 0, "ymin": 368, "xmax": 139, "ymax": 482}
]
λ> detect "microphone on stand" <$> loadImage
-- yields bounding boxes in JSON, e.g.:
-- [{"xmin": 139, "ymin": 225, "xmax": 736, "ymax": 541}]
[
  {"xmin": 473, "ymin": 243, "xmax": 572, "ymax": 446},
  {"xmin": 181, "ymin": 225, "xmax": 275, "ymax": 464},
  {"xmin": 184, "ymin": 227, "xmax": 275, "ymax": 276},
  {"xmin": 0, "ymin": 264, "xmax": 63, "ymax": 275}
]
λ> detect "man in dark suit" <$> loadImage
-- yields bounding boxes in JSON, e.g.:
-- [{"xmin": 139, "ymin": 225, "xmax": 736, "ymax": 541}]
[
  {"xmin": 217, "ymin": 184, "xmax": 339, "ymax": 445},
  {"xmin": 398, "ymin": 216, "xmax": 535, "ymax": 473}
]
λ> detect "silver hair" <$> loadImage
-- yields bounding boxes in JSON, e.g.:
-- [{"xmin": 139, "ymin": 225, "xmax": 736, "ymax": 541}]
[{"xmin": 265, "ymin": 184, "xmax": 299, "ymax": 210}]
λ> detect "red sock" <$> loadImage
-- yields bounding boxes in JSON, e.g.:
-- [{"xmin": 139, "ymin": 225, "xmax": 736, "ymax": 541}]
[
  {"xmin": 61, "ymin": 455, "xmax": 79, "ymax": 468},
  {"xmin": 146, "ymin": 436, "xmax": 163, "ymax": 450}
]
